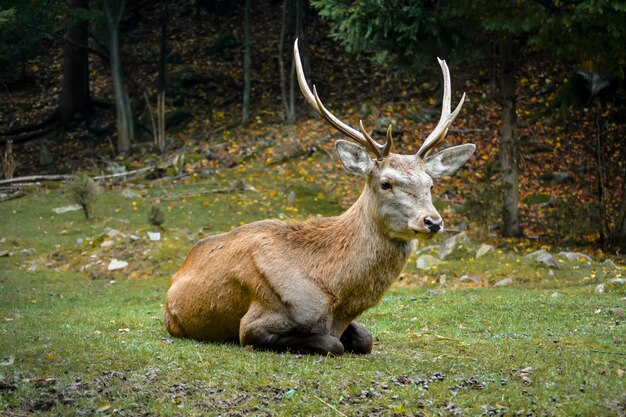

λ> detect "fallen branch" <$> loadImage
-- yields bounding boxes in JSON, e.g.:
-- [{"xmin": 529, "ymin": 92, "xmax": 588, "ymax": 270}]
[{"xmin": 0, "ymin": 166, "xmax": 155, "ymax": 186}]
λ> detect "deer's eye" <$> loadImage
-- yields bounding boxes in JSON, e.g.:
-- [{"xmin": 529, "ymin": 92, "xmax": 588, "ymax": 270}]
[{"xmin": 381, "ymin": 181, "xmax": 392, "ymax": 190}]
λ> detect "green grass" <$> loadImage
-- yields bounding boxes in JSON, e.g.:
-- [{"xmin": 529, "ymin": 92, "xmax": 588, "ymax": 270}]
[
  {"xmin": 1, "ymin": 270, "xmax": 624, "ymax": 416},
  {"xmin": 0, "ymin": 153, "xmax": 624, "ymax": 416}
]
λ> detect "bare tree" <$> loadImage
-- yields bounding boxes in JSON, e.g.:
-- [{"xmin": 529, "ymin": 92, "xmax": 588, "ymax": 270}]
[
  {"xmin": 497, "ymin": 39, "xmax": 521, "ymax": 237},
  {"xmin": 242, "ymin": 0, "xmax": 251, "ymax": 124},
  {"xmin": 59, "ymin": 0, "xmax": 92, "ymax": 125},
  {"xmin": 103, "ymin": 0, "xmax": 134, "ymax": 155}
]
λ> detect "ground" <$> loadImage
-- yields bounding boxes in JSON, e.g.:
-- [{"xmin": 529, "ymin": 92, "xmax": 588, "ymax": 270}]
[{"xmin": 0, "ymin": 147, "xmax": 624, "ymax": 416}]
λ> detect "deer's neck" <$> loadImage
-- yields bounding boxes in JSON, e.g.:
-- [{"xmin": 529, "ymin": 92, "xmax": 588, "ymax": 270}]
[{"xmin": 328, "ymin": 186, "xmax": 413, "ymax": 302}]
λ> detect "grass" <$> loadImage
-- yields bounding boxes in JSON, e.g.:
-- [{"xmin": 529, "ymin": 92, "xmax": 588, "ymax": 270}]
[{"xmin": 0, "ymin": 151, "xmax": 625, "ymax": 416}]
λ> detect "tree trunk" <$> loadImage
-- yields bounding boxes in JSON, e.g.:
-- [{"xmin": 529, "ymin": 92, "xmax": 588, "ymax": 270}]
[
  {"xmin": 497, "ymin": 39, "xmax": 522, "ymax": 237},
  {"xmin": 242, "ymin": 0, "xmax": 251, "ymax": 124},
  {"xmin": 158, "ymin": 0, "xmax": 168, "ymax": 95},
  {"xmin": 278, "ymin": 0, "xmax": 293, "ymax": 124},
  {"xmin": 59, "ymin": 0, "xmax": 92, "ymax": 125},
  {"xmin": 104, "ymin": 0, "xmax": 134, "ymax": 155},
  {"xmin": 288, "ymin": 0, "xmax": 307, "ymax": 122}
]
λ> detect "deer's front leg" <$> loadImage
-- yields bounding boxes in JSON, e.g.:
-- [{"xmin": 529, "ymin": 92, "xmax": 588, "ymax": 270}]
[
  {"xmin": 240, "ymin": 303, "xmax": 344, "ymax": 355},
  {"xmin": 340, "ymin": 321, "xmax": 373, "ymax": 354}
]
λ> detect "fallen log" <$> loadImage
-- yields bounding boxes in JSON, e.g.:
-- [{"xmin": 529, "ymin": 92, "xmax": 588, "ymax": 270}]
[{"xmin": 0, "ymin": 166, "xmax": 155, "ymax": 186}]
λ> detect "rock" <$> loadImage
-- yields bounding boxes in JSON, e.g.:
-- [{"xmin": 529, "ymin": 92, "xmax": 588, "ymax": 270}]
[
  {"xmin": 494, "ymin": 278, "xmax": 513, "ymax": 287},
  {"xmin": 595, "ymin": 284, "xmax": 605, "ymax": 294},
  {"xmin": 0, "ymin": 250, "xmax": 11, "ymax": 257},
  {"xmin": 106, "ymin": 229, "xmax": 121, "ymax": 238},
  {"xmin": 476, "ymin": 244, "xmax": 494, "ymax": 258},
  {"xmin": 603, "ymin": 259, "xmax": 616, "ymax": 269},
  {"xmin": 52, "ymin": 204, "xmax": 82, "ymax": 214},
  {"xmin": 523, "ymin": 249, "xmax": 548, "ymax": 259},
  {"xmin": 416, "ymin": 245, "xmax": 438, "ymax": 256},
  {"xmin": 100, "ymin": 240, "xmax": 114, "ymax": 248},
  {"xmin": 107, "ymin": 259, "xmax": 128, "ymax": 271},
  {"xmin": 20, "ymin": 249, "xmax": 33, "ymax": 256},
  {"xmin": 438, "ymin": 231, "xmax": 470, "ymax": 259},
  {"xmin": 551, "ymin": 292, "xmax": 562, "ymax": 298},
  {"xmin": 459, "ymin": 275, "xmax": 481, "ymax": 284},
  {"xmin": 147, "ymin": 232, "xmax": 161, "ymax": 241},
  {"xmin": 287, "ymin": 191, "xmax": 297, "ymax": 204},
  {"xmin": 76, "ymin": 237, "xmax": 84, "ymax": 244},
  {"xmin": 129, "ymin": 234, "xmax": 140, "ymax": 241},
  {"xmin": 552, "ymin": 171, "xmax": 572, "ymax": 184},
  {"xmin": 609, "ymin": 308, "xmax": 625, "ymax": 319},
  {"xmin": 121, "ymin": 189, "xmax": 141, "ymax": 199},
  {"xmin": 107, "ymin": 162, "xmax": 127, "ymax": 175},
  {"xmin": 439, "ymin": 274, "xmax": 447, "ymax": 286},
  {"xmin": 416, "ymin": 255, "xmax": 442, "ymax": 270},
  {"xmin": 536, "ymin": 253, "xmax": 559, "ymax": 268},
  {"xmin": 427, "ymin": 289, "xmax": 442, "ymax": 296},
  {"xmin": 359, "ymin": 103, "xmax": 380, "ymax": 119},
  {"xmin": 558, "ymin": 251, "xmax": 592, "ymax": 262},
  {"xmin": 39, "ymin": 145, "xmax": 54, "ymax": 166},
  {"xmin": 609, "ymin": 278, "xmax": 625, "ymax": 285}
]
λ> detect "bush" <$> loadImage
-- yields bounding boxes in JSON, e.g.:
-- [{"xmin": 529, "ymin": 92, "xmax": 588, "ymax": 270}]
[{"xmin": 66, "ymin": 173, "xmax": 99, "ymax": 220}]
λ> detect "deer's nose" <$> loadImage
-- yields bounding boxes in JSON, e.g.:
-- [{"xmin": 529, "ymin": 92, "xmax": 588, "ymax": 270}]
[{"xmin": 424, "ymin": 216, "xmax": 443, "ymax": 233}]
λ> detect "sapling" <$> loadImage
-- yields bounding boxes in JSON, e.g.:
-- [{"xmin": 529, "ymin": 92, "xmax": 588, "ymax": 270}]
[
  {"xmin": 148, "ymin": 202, "xmax": 165, "ymax": 229},
  {"xmin": 66, "ymin": 172, "xmax": 99, "ymax": 220}
]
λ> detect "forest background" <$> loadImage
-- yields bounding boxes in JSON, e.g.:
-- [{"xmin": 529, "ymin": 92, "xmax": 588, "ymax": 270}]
[{"xmin": 1, "ymin": 0, "xmax": 626, "ymax": 251}]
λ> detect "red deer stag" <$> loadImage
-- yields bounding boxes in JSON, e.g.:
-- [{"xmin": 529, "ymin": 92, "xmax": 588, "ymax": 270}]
[{"xmin": 164, "ymin": 40, "xmax": 475, "ymax": 355}]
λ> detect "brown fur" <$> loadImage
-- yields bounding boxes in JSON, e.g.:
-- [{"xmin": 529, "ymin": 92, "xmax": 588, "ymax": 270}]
[{"xmin": 164, "ymin": 187, "xmax": 413, "ymax": 353}]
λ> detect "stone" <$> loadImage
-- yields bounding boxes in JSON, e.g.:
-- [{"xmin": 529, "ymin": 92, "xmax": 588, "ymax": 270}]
[
  {"xmin": 416, "ymin": 245, "xmax": 438, "ymax": 256},
  {"xmin": 121, "ymin": 189, "xmax": 141, "ymax": 199},
  {"xmin": 595, "ymin": 284, "xmax": 605, "ymax": 294},
  {"xmin": 558, "ymin": 251, "xmax": 592, "ymax": 262},
  {"xmin": 107, "ymin": 259, "xmax": 128, "ymax": 271},
  {"xmin": 52, "ymin": 204, "xmax": 82, "ymax": 214},
  {"xmin": 551, "ymin": 292, "xmax": 562, "ymax": 298},
  {"xmin": 416, "ymin": 255, "xmax": 442, "ymax": 270},
  {"xmin": 609, "ymin": 278, "xmax": 625, "ymax": 285},
  {"xmin": 536, "ymin": 253, "xmax": 559, "ymax": 268},
  {"xmin": 100, "ymin": 240, "xmax": 114, "ymax": 248},
  {"xmin": 427, "ymin": 289, "xmax": 442, "ymax": 296},
  {"xmin": 523, "ymin": 249, "xmax": 548, "ymax": 259},
  {"xmin": 287, "ymin": 191, "xmax": 297, "ymax": 204},
  {"xmin": 147, "ymin": 232, "xmax": 161, "ymax": 241},
  {"xmin": 603, "ymin": 259, "xmax": 616, "ymax": 269},
  {"xmin": 106, "ymin": 229, "xmax": 121, "ymax": 238},
  {"xmin": 438, "ymin": 231, "xmax": 470, "ymax": 259},
  {"xmin": 494, "ymin": 278, "xmax": 513, "ymax": 287},
  {"xmin": 609, "ymin": 308, "xmax": 624, "ymax": 319},
  {"xmin": 476, "ymin": 244, "xmax": 494, "ymax": 258},
  {"xmin": 459, "ymin": 275, "xmax": 481, "ymax": 284}
]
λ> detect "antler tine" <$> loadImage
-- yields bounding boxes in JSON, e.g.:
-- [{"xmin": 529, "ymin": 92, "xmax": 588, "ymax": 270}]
[
  {"xmin": 359, "ymin": 120, "xmax": 393, "ymax": 158},
  {"xmin": 294, "ymin": 39, "xmax": 391, "ymax": 159},
  {"xmin": 416, "ymin": 58, "xmax": 466, "ymax": 159}
]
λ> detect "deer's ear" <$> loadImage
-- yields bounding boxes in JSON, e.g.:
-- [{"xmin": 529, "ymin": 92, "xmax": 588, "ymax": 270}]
[
  {"xmin": 335, "ymin": 140, "xmax": 373, "ymax": 177},
  {"xmin": 424, "ymin": 143, "xmax": 475, "ymax": 178}
]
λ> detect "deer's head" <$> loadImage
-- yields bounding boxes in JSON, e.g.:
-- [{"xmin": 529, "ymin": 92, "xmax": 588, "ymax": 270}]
[{"xmin": 294, "ymin": 40, "xmax": 475, "ymax": 241}]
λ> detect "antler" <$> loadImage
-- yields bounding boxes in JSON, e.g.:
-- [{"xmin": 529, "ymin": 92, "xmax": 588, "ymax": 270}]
[
  {"xmin": 416, "ymin": 58, "xmax": 466, "ymax": 159},
  {"xmin": 294, "ymin": 39, "xmax": 392, "ymax": 159}
]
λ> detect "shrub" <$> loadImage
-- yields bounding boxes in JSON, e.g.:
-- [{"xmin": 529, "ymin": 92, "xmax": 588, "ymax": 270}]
[{"xmin": 66, "ymin": 173, "xmax": 99, "ymax": 220}]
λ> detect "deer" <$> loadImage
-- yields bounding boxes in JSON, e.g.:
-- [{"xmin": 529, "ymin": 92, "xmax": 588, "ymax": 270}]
[{"xmin": 163, "ymin": 40, "xmax": 475, "ymax": 355}]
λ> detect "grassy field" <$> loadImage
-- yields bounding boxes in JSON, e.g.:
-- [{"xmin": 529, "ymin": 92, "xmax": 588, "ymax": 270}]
[{"xmin": 1, "ymin": 152, "xmax": 625, "ymax": 416}]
